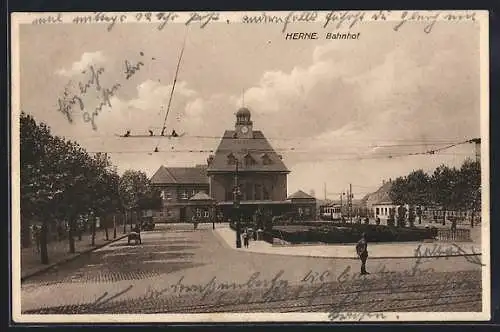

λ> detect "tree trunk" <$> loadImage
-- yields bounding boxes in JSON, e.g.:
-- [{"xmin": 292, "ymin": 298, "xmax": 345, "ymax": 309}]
[
  {"xmin": 129, "ymin": 210, "xmax": 133, "ymax": 231},
  {"xmin": 68, "ymin": 217, "xmax": 75, "ymax": 254},
  {"xmin": 91, "ymin": 215, "xmax": 96, "ymax": 246},
  {"xmin": 123, "ymin": 211, "xmax": 127, "ymax": 233},
  {"xmin": 40, "ymin": 220, "xmax": 49, "ymax": 265},
  {"xmin": 104, "ymin": 215, "xmax": 109, "ymax": 241},
  {"xmin": 113, "ymin": 214, "xmax": 117, "ymax": 239},
  {"xmin": 21, "ymin": 219, "xmax": 32, "ymax": 249}
]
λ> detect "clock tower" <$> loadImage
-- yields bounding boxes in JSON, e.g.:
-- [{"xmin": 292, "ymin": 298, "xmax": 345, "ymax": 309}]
[{"xmin": 235, "ymin": 107, "xmax": 253, "ymax": 139}]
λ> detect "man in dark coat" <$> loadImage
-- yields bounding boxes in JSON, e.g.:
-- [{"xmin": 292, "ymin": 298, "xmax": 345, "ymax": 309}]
[{"xmin": 356, "ymin": 232, "xmax": 369, "ymax": 275}]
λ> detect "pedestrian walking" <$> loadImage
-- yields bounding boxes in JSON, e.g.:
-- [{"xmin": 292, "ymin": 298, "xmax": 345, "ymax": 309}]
[
  {"xmin": 192, "ymin": 216, "xmax": 198, "ymax": 230},
  {"xmin": 242, "ymin": 230, "xmax": 249, "ymax": 248},
  {"xmin": 356, "ymin": 232, "xmax": 369, "ymax": 275}
]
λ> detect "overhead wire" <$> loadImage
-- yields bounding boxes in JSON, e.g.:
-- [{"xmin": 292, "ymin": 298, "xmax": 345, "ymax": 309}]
[{"xmin": 153, "ymin": 27, "xmax": 189, "ymax": 152}]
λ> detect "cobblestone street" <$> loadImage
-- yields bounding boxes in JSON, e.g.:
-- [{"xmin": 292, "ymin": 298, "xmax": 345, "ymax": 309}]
[{"xmin": 20, "ymin": 223, "xmax": 483, "ymax": 314}]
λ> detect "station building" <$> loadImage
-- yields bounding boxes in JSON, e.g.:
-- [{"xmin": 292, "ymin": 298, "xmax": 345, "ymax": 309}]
[{"xmin": 151, "ymin": 107, "xmax": 316, "ymax": 222}]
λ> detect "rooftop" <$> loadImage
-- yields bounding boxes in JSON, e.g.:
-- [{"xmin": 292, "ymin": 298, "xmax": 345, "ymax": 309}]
[
  {"xmin": 365, "ymin": 181, "xmax": 393, "ymax": 206},
  {"xmin": 207, "ymin": 130, "xmax": 289, "ymax": 173},
  {"xmin": 287, "ymin": 190, "xmax": 316, "ymax": 200},
  {"xmin": 151, "ymin": 165, "xmax": 209, "ymax": 185}
]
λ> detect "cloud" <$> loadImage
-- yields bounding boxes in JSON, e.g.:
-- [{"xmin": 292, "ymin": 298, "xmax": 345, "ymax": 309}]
[
  {"xmin": 44, "ymin": 25, "xmax": 479, "ymax": 197},
  {"xmin": 56, "ymin": 51, "xmax": 107, "ymax": 77}
]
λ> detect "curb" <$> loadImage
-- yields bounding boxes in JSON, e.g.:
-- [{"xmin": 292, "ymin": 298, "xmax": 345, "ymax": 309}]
[
  {"xmin": 213, "ymin": 229, "xmax": 482, "ymax": 260},
  {"xmin": 21, "ymin": 234, "xmax": 128, "ymax": 282}
]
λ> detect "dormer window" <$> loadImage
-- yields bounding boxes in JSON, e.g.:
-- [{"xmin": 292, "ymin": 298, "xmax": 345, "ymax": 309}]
[
  {"xmin": 227, "ymin": 153, "xmax": 237, "ymax": 165},
  {"xmin": 261, "ymin": 153, "xmax": 272, "ymax": 165},
  {"xmin": 244, "ymin": 153, "xmax": 255, "ymax": 166}
]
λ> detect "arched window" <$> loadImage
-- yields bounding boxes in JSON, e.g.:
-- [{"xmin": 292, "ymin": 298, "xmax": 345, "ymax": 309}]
[
  {"xmin": 263, "ymin": 186, "xmax": 270, "ymax": 200},
  {"xmin": 261, "ymin": 153, "xmax": 272, "ymax": 165},
  {"xmin": 244, "ymin": 153, "xmax": 255, "ymax": 166},
  {"xmin": 227, "ymin": 153, "xmax": 237, "ymax": 165}
]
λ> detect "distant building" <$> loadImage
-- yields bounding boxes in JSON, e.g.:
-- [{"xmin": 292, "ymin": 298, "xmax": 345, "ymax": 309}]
[
  {"xmin": 364, "ymin": 179, "xmax": 398, "ymax": 224},
  {"xmin": 150, "ymin": 165, "xmax": 209, "ymax": 223},
  {"xmin": 286, "ymin": 190, "xmax": 317, "ymax": 220}
]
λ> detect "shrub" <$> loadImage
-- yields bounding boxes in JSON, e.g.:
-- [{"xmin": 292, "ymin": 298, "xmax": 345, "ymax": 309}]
[{"xmin": 270, "ymin": 223, "xmax": 434, "ymax": 244}]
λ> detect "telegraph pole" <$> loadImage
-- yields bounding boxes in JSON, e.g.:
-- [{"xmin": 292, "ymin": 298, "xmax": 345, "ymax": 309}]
[
  {"xmin": 349, "ymin": 183, "xmax": 353, "ymax": 223},
  {"xmin": 234, "ymin": 160, "xmax": 242, "ymax": 248},
  {"xmin": 339, "ymin": 193, "xmax": 343, "ymax": 218},
  {"xmin": 470, "ymin": 138, "xmax": 481, "ymax": 163}
]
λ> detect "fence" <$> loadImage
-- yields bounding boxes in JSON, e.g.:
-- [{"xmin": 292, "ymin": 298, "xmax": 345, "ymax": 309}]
[{"xmin": 436, "ymin": 228, "xmax": 471, "ymax": 242}]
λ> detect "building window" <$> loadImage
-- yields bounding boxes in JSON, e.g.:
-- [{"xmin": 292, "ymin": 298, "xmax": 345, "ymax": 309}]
[
  {"xmin": 204, "ymin": 210, "xmax": 209, "ymax": 218},
  {"xmin": 262, "ymin": 153, "xmax": 272, "ymax": 165},
  {"xmin": 244, "ymin": 183, "xmax": 252, "ymax": 201},
  {"xmin": 244, "ymin": 153, "xmax": 255, "ymax": 166},
  {"xmin": 254, "ymin": 184, "xmax": 262, "ymax": 200},
  {"xmin": 181, "ymin": 191, "xmax": 189, "ymax": 200},
  {"xmin": 227, "ymin": 153, "xmax": 237, "ymax": 165},
  {"xmin": 263, "ymin": 186, "xmax": 270, "ymax": 200},
  {"xmin": 225, "ymin": 190, "xmax": 233, "ymax": 201},
  {"xmin": 305, "ymin": 208, "xmax": 311, "ymax": 216}
]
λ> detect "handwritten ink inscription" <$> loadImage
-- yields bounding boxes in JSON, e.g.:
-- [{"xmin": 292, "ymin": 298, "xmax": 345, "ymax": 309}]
[
  {"xmin": 78, "ymin": 251, "xmax": 481, "ymax": 318},
  {"xmin": 33, "ymin": 10, "xmax": 479, "ymax": 35},
  {"xmin": 56, "ymin": 53, "xmax": 145, "ymax": 130}
]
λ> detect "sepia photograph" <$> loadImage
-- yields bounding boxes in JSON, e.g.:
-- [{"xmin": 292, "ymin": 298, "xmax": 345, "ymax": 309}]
[{"xmin": 10, "ymin": 10, "xmax": 490, "ymax": 323}]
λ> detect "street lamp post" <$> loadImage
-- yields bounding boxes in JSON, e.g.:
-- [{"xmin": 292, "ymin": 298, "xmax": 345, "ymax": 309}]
[{"xmin": 233, "ymin": 161, "xmax": 242, "ymax": 248}]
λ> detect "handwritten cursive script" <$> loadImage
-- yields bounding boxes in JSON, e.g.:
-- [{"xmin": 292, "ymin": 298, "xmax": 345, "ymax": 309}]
[{"xmin": 56, "ymin": 55, "xmax": 145, "ymax": 130}]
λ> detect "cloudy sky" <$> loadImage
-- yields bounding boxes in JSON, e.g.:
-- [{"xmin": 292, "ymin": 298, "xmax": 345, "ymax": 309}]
[{"xmin": 17, "ymin": 18, "xmax": 482, "ymax": 199}]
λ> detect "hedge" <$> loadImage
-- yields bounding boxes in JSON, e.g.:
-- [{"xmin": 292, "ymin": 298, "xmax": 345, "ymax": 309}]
[
  {"xmin": 230, "ymin": 221, "xmax": 437, "ymax": 244},
  {"xmin": 272, "ymin": 224, "xmax": 437, "ymax": 244}
]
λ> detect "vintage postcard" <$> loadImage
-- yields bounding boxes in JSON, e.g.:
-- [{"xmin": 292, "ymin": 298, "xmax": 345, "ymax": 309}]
[{"xmin": 11, "ymin": 10, "xmax": 490, "ymax": 323}]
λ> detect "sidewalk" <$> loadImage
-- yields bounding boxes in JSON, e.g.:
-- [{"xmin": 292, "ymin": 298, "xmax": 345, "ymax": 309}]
[
  {"xmin": 21, "ymin": 227, "xmax": 128, "ymax": 280},
  {"xmin": 214, "ymin": 225, "xmax": 482, "ymax": 259}
]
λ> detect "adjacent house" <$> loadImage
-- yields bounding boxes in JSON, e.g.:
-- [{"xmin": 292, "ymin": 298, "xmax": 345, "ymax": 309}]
[
  {"xmin": 286, "ymin": 190, "xmax": 317, "ymax": 220},
  {"xmin": 150, "ymin": 165, "xmax": 209, "ymax": 223}
]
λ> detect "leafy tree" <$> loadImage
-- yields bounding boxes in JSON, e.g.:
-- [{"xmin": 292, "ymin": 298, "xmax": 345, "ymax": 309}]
[
  {"xmin": 20, "ymin": 112, "xmax": 123, "ymax": 262},
  {"xmin": 430, "ymin": 164, "xmax": 460, "ymax": 225},
  {"xmin": 457, "ymin": 159, "xmax": 481, "ymax": 227},
  {"xmin": 406, "ymin": 170, "xmax": 431, "ymax": 206},
  {"xmin": 390, "ymin": 170, "xmax": 430, "ymax": 227},
  {"xmin": 119, "ymin": 170, "xmax": 155, "ymax": 229},
  {"xmin": 389, "ymin": 176, "xmax": 409, "ymax": 206},
  {"xmin": 20, "ymin": 112, "xmax": 61, "ymax": 263}
]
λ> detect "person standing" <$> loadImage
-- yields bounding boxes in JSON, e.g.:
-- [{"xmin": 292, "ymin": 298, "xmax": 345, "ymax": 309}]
[
  {"xmin": 242, "ymin": 230, "xmax": 249, "ymax": 248},
  {"xmin": 356, "ymin": 232, "xmax": 369, "ymax": 275},
  {"xmin": 451, "ymin": 218, "xmax": 457, "ymax": 240}
]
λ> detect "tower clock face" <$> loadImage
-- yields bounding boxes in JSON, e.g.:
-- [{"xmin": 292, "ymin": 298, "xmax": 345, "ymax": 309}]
[{"xmin": 241, "ymin": 126, "xmax": 249, "ymax": 134}]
